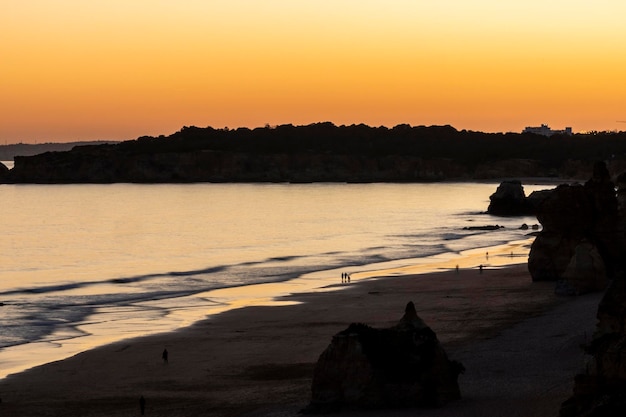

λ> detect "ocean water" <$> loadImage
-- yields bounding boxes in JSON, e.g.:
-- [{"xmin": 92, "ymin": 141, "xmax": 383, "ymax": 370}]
[{"xmin": 0, "ymin": 181, "xmax": 551, "ymax": 377}]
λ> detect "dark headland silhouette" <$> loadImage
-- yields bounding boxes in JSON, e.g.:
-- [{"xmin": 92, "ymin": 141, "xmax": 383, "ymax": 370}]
[{"xmin": 2, "ymin": 123, "xmax": 626, "ymax": 183}]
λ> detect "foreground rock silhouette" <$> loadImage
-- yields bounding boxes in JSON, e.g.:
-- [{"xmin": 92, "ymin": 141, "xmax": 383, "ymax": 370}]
[
  {"xmin": 558, "ymin": 164, "xmax": 626, "ymax": 416},
  {"xmin": 559, "ymin": 279, "xmax": 626, "ymax": 416},
  {"xmin": 528, "ymin": 162, "xmax": 622, "ymax": 295},
  {"xmin": 304, "ymin": 301, "xmax": 464, "ymax": 413}
]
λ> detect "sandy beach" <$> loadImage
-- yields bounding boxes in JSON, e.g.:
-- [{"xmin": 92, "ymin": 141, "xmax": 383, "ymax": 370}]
[{"xmin": 0, "ymin": 249, "xmax": 603, "ymax": 417}]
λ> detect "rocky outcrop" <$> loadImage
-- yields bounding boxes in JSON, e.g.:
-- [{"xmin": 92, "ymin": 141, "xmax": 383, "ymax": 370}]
[
  {"xmin": 585, "ymin": 162, "xmax": 623, "ymax": 279},
  {"xmin": 526, "ymin": 188, "xmax": 554, "ymax": 212},
  {"xmin": 463, "ymin": 225, "xmax": 504, "ymax": 231},
  {"xmin": 555, "ymin": 240, "xmax": 607, "ymax": 296},
  {"xmin": 528, "ymin": 162, "xmax": 620, "ymax": 295},
  {"xmin": 487, "ymin": 180, "xmax": 532, "ymax": 215},
  {"xmin": 0, "ymin": 161, "xmax": 8, "ymax": 181},
  {"xmin": 559, "ymin": 169, "xmax": 626, "ymax": 416},
  {"xmin": 519, "ymin": 223, "xmax": 540, "ymax": 230},
  {"xmin": 305, "ymin": 302, "xmax": 463, "ymax": 413},
  {"xmin": 487, "ymin": 180, "xmax": 552, "ymax": 216},
  {"xmin": 528, "ymin": 184, "xmax": 596, "ymax": 283}
]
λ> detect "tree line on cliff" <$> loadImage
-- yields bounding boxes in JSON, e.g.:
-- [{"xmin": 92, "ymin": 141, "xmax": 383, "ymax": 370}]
[
  {"xmin": 3, "ymin": 123, "xmax": 626, "ymax": 183},
  {"xmin": 129, "ymin": 123, "xmax": 626, "ymax": 166}
]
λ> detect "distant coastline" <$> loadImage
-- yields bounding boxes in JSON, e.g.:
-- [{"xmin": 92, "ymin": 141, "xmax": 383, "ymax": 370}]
[
  {"xmin": 2, "ymin": 123, "xmax": 626, "ymax": 183},
  {"xmin": 0, "ymin": 141, "xmax": 119, "ymax": 161}
]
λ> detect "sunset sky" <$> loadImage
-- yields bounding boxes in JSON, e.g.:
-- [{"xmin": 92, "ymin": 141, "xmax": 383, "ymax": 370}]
[{"xmin": 2, "ymin": 1, "xmax": 626, "ymax": 143}]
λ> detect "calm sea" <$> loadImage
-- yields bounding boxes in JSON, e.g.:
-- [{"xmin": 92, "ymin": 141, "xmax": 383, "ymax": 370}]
[{"xmin": 0, "ymin": 180, "xmax": 551, "ymax": 376}]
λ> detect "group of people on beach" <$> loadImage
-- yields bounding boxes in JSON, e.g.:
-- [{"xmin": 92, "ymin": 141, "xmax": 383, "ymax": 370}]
[{"xmin": 341, "ymin": 272, "xmax": 351, "ymax": 283}]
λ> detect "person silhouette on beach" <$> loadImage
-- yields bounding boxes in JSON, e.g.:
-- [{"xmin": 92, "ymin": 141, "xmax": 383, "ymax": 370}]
[
  {"xmin": 347, "ymin": 273, "xmax": 350, "ymax": 283},
  {"xmin": 140, "ymin": 395, "xmax": 146, "ymax": 415},
  {"xmin": 162, "ymin": 348, "xmax": 168, "ymax": 364},
  {"xmin": 479, "ymin": 264, "xmax": 483, "ymax": 274}
]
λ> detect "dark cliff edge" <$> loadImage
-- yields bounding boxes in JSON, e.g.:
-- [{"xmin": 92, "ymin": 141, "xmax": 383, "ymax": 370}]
[{"xmin": 3, "ymin": 123, "xmax": 626, "ymax": 184}]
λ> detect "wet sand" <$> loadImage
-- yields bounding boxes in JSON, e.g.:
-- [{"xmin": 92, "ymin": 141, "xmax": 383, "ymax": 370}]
[{"xmin": 0, "ymin": 254, "xmax": 603, "ymax": 417}]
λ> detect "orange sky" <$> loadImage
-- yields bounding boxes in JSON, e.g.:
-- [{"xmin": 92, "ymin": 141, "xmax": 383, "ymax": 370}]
[{"xmin": 2, "ymin": 0, "xmax": 626, "ymax": 143}]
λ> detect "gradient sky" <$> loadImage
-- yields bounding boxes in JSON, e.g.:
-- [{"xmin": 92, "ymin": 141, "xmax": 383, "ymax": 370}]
[{"xmin": 2, "ymin": 1, "xmax": 626, "ymax": 143}]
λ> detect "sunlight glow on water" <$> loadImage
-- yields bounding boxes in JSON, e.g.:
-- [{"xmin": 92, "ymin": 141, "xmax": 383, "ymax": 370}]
[{"xmin": 1, "ymin": 183, "xmax": 531, "ymax": 290}]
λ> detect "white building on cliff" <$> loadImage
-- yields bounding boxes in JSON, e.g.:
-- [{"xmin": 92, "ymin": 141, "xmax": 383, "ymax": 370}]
[{"xmin": 523, "ymin": 124, "xmax": 573, "ymax": 136}]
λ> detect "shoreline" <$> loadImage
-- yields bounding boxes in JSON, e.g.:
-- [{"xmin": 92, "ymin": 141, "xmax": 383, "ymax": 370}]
[
  {"xmin": 0, "ymin": 238, "xmax": 534, "ymax": 380},
  {"xmin": 0, "ymin": 238, "xmax": 604, "ymax": 416}
]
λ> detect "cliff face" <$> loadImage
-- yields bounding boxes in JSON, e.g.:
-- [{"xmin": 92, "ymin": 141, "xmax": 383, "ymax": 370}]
[
  {"xmin": 6, "ymin": 149, "xmax": 471, "ymax": 183},
  {"xmin": 6, "ymin": 152, "xmax": 576, "ymax": 184}
]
